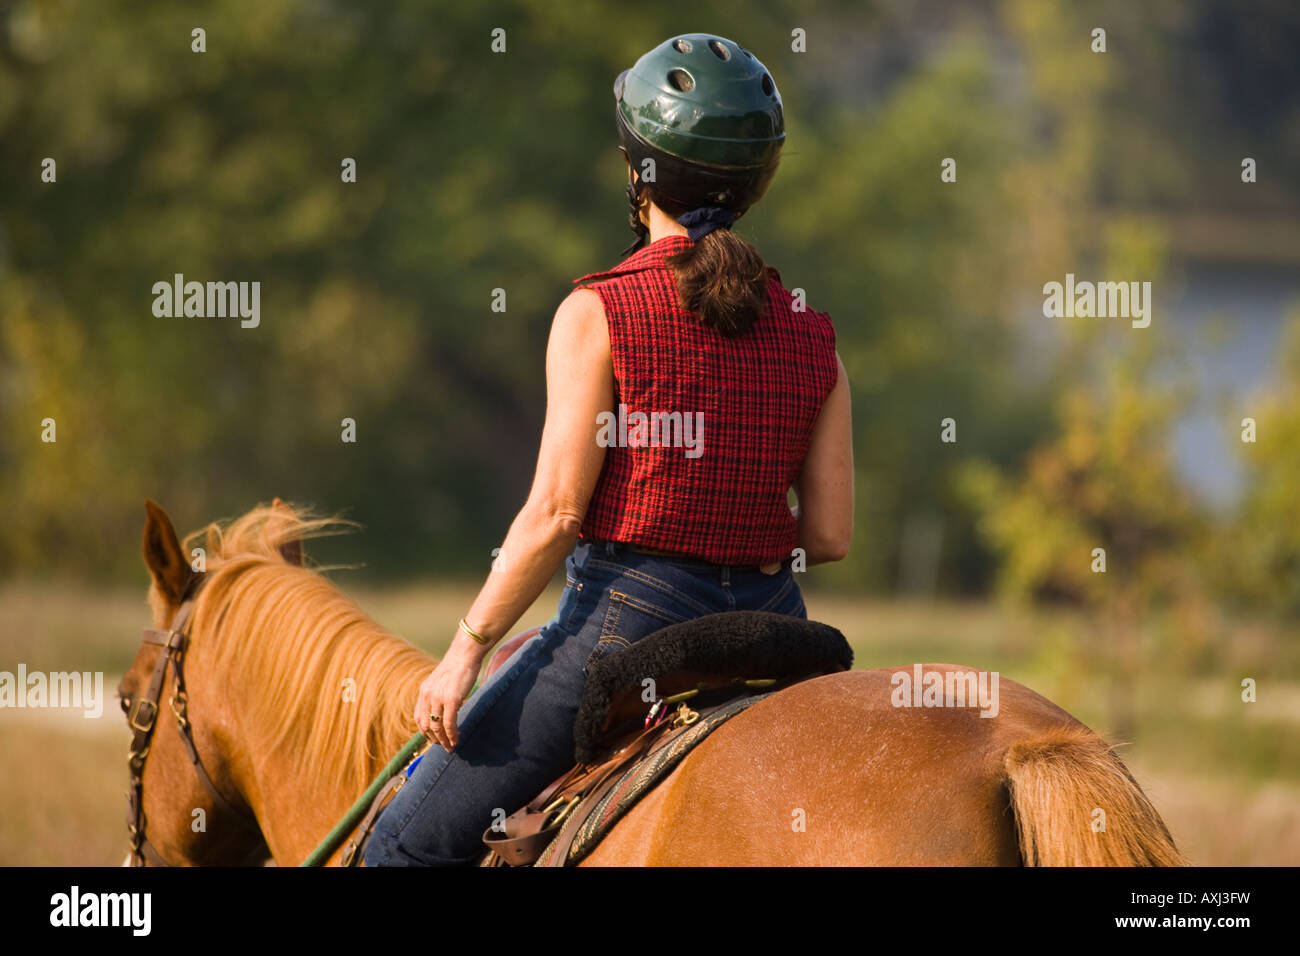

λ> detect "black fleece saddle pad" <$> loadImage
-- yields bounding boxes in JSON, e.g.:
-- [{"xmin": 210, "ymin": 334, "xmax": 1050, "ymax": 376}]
[{"xmin": 573, "ymin": 610, "xmax": 853, "ymax": 763}]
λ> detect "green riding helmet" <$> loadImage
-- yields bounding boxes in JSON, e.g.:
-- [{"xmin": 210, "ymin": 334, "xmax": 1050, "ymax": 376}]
[{"xmin": 615, "ymin": 34, "xmax": 785, "ymax": 218}]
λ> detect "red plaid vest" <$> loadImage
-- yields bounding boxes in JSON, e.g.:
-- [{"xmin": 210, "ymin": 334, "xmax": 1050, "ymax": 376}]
[{"xmin": 573, "ymin": 234, "xmax": 838, "ymax": 565}]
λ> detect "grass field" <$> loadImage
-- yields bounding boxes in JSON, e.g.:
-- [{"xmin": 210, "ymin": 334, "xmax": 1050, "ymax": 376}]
[{"xmin": 1, "ymin": 578, "xmax": 1296, "ymax": 866}]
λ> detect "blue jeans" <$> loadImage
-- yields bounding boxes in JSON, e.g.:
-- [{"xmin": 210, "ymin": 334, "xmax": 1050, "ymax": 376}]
[{"xmin": 363, "ymin": 539, "xmax": 807, "ymax": 866}]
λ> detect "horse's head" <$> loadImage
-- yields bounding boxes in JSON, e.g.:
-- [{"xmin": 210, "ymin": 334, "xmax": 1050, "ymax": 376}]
[
  {"xmin": 122, "ymin": 498, "xmax": 427, "ymax": 865},
  {"xmin": 119, "ymin": 499, "xmax": 291, "ymax": 865}
]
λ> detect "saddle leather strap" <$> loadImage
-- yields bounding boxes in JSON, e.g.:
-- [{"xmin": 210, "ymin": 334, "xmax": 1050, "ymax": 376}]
[
  {"xmin": 539, "ymin": 745, "xmax": 655, "ymax": 867},
  {"xmin": 483, "ymin": 721, "xmax": 667, "ymax": 865},
  {"xmin": 340, "ymin": 769, "xmax": 410, "ymax": 867},
  {"xmin": 539, "ymin": 702, "xmax": 727, "ymax": 867}
]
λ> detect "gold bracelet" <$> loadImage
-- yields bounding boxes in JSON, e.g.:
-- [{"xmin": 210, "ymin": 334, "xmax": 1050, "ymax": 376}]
[{"xmin": 458, "ymin": 617, "xmax": 491, "ymax": 646}]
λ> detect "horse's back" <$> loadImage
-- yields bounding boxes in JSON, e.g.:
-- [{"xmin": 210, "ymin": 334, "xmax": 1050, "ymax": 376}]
[{"xmin": 581, "ymin": 667, "xmax": 1079, "ymax": 865}]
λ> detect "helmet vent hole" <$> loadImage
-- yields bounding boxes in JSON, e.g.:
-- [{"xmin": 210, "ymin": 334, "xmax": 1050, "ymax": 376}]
[
  {"xmin": 667, "ymin": 68, "xmax": 695, "ymax": 93},
  {"xmin": 673, "ymin": 38, "xmax": 692, "ymax": 54},
  {"xmin": 708, "ymin": 39, "xmax": 730, "ymax": 60},
  {"xmin": 761, "ymin": 73, "xmax": 774, "ymax": 96}
]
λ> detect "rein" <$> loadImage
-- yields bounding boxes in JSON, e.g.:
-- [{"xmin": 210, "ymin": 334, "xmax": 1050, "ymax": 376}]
[{"xmin": 125, "ymin": 586, "xmax": 263, "ymax": 866}]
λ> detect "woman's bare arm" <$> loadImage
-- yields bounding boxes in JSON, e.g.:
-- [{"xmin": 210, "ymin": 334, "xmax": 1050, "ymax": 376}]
[
  {"xmin": 459, "ymin": 287, "xmax": 612, "ymax": 644},
  {"xmin": 793, "ymin": 353, "xmax": 854, "ymax": 564},
  {"xmin": 416, "ymin": 287, "xmax": 611, "ymax": 747}
]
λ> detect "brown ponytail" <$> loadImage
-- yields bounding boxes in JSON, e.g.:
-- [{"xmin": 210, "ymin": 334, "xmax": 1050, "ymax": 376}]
[{"xmin": 666, "ymin": 224, "xmax": 770, "ymax": 338}]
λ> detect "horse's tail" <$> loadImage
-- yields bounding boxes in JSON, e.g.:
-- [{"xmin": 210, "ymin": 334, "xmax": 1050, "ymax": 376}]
[{"xmin": 1003, "ymin": 724, "xmax": 1188, "ymax": 866}]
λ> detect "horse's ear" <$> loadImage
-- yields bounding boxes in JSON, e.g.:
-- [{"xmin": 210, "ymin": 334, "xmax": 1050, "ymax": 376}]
[
  {"xmin": 142, "ymin": 499, "xmax": 197, "ymax": 604},
  {"xmin": 269, "ymin": 497, "xmax": 303, "ymax": 566}
]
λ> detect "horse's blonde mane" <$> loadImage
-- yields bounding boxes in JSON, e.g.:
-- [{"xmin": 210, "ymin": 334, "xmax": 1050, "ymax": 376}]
[{"xmin": 183, "ymin": 503, "xmax": 432, "ymax": 799}]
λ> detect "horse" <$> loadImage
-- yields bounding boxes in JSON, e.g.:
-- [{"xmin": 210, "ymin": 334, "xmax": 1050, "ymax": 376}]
[{"xmin": 118, "ymin": 499, "xmax": 1187, "ymax": 866}]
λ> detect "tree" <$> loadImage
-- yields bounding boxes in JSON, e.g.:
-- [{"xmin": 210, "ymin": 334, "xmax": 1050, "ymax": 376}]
[
  {"xmin": 1218, "ymin": 311, "xmax": 1300, "ymax": 618},
  {"xmin": 958, "ymin": 328, "xmax": 1207, "ymax": 736}
]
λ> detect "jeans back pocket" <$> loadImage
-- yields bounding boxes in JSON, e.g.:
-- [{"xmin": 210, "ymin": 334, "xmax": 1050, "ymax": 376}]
[{"xmin": 585, "ymin": 588, "xmax": 692, "ymax": 670}]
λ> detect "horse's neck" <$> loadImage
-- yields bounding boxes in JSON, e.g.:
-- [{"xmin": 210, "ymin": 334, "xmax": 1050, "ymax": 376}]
[{"xmin": 220, "ymin": 619, "xmax": 433, "ymax": 865}]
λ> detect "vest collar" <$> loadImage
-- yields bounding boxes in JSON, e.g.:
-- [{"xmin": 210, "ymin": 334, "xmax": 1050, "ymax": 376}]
[{"xmin": 574, "ymin": 234, "xmax": 693, "ymax": 284}]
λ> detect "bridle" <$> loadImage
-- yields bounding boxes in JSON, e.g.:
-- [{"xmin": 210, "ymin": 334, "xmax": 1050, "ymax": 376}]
[{"xmin": 124, "ymin": 581, "xmax": 264, "ymax": 866}]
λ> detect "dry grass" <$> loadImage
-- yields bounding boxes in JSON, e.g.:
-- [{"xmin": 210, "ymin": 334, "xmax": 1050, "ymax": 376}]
[{"xmin": 0, "ymin": 709, "xmax": 127, "ymax": 866}]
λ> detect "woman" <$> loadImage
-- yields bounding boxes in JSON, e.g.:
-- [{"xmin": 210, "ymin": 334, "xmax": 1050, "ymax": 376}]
[{"xmin": 365, "ymin": 33, "xmax": 853, "ymax": 866}]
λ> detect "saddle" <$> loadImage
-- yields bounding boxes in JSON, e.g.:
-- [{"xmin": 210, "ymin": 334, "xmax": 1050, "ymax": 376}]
[{"xmin": 344, "ymin": 610, "xmax": 852, "ymax": 867}]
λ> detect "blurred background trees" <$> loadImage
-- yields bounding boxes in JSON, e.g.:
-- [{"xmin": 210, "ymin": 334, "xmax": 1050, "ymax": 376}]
[
  {"xmin": 1215, "ymin": 311, "xmax": 1300, "ymax": 619},
  {"xmin": 2, "ymin": 0, "xmax": 1298, "ymax": 616}
]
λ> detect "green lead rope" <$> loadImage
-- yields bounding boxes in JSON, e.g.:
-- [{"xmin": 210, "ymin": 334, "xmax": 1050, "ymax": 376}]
[
  {"xmin": 301, "ymin": 675, "xmax": 488, "ymax": 867},
  {"xmin": 299, "ymin": 731, "xmax": 425, "ymax": 867}
]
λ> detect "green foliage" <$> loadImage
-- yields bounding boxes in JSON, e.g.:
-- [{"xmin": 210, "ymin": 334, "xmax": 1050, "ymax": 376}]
[
  {"xmin": 958, "ymin": 331, "xmax": 1205, "ymax": 610},
  {"xmin": 1216, "ymin": 311, "xmax": 1300, "ymax": 617},
  {"xmin": 1, "ymin": 0, "xmax": 1297, "ymax": 590}
]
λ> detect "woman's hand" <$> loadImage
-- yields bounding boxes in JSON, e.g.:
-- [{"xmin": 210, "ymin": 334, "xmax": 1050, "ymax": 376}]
[{"xmin": 414, "ymin": 643, "xmax": 482, "ymax": 752}]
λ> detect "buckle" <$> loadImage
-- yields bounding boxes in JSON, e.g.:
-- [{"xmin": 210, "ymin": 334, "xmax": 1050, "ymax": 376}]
[
  {"xmin": 541, "ymin": 794, "xmax": 581, "ymax": 828},
  {"xmin": 169, "ymin": 690, "xmax": 189, "ymax": 730},
  {"xmin": 129, "ymin": 698, "xmax": 158, "ymax": 733},
  {"xmin": 671, "ymin": 701, "xmax": 699, "ymax": 727}
]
